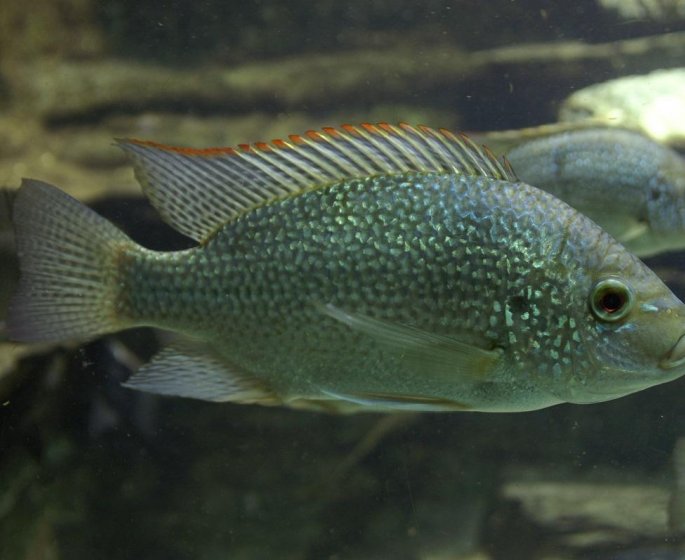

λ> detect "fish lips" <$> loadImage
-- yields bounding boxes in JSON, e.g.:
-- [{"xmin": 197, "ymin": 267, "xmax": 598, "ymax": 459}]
[{"xmin": 660, "ymin": 333, "xmax": 685, "ymax": 370}]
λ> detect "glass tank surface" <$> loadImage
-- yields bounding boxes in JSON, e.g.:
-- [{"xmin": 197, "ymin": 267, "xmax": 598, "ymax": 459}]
[{"xmin": 1, "ymin": 1, "xmax": 685, "ymax": 559}]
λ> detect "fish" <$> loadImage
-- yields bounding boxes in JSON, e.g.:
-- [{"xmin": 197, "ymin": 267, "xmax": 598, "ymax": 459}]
[
  {"xmin": 479, "ymin": 124, "xmax": 685, "ymax": 257},
  {"xmin": 7, "ymin": 123, "xmax": 685, "ymax": 413},
  {"xmin": 558, "ymin": 68, "xmax": 685, "ymax": 147}
]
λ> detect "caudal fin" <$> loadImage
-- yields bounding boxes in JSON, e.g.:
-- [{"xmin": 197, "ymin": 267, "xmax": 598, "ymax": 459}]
[{"xmin": 7, "ymin": 179, "xmax": 134, "ymax": 343}]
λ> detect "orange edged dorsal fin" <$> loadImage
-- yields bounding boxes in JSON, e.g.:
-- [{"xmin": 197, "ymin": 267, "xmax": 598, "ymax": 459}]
[{"xmin": 117, "ymin": 123, "xmax": 515, "ymax": 242}]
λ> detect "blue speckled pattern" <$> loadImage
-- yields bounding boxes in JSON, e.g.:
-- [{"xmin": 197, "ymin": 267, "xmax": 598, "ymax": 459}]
[{"xmin": 116, "ymin": 170, "xmax": 685, "ymax": 411}]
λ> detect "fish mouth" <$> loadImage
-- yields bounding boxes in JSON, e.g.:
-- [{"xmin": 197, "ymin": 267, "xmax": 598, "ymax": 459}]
[{"xmin": 660, "ymin": 334, "xmax": 685, "ymax": 370}]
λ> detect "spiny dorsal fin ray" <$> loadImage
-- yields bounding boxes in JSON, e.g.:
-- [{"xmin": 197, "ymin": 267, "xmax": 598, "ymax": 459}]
[{"xmin": 117, "ymin": 123, "xmax": 516, "ymax": 242}]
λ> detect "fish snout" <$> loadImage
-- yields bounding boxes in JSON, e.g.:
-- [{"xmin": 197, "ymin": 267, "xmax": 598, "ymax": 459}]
[{"xmin": 660, "ymin": 333, "xmax": 685, "ymax": 370}]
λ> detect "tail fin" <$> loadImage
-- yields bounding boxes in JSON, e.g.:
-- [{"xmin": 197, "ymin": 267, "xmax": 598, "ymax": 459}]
[{"xmin": 7, "ymin": 179, "xmax": 135, "ymax": 343}]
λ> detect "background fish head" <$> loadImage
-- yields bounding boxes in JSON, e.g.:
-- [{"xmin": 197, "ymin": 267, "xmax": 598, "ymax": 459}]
[
  {"xmin": 563, "ymin": 245, "xmax": 685, "ymax": 404},
  {"xmin": 636, "ymin": 152, "xmax": 685, "ymax": 255}
]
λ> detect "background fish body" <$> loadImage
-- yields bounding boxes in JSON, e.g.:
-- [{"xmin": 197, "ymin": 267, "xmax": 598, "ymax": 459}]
[
  {"xmin": 8, "ymin": 124, "xmax": 685, "ymax": 413},
  {"xmin": 503, "ymin": 127, "xmax": 685, "ymax": 256}
]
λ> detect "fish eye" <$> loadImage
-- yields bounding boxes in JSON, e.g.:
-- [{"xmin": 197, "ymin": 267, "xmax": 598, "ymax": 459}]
[{"xmin": 589, "ymin": 278, "xmax": 634, "ymax": 322}]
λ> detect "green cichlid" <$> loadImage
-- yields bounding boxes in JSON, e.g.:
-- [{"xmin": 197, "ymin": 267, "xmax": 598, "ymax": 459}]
[
  {"xmin": 8, "ymin": 123, "xmax": 685, "ymax": 413},
  {"xmin": 480, "ymin": 124, "xmax": 685, "ymax": 257}
]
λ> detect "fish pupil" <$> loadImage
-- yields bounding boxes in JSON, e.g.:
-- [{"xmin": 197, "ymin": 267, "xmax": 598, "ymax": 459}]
[{"xmin": 600, "ymin": 291, "xmax": 624, "ymax": 313}]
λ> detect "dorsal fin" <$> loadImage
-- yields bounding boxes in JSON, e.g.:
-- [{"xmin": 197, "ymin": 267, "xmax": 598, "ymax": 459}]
[{"xmin": 117, "ymin": 123, "xmax": 516, "ymax": 242}]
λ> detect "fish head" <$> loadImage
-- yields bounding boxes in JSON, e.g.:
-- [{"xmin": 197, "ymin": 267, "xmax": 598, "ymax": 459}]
[
  {"xmin": 562, "ymin": 250, "xmax": 685, "ymax": 404},
  {"xmin": 611, "ymin": 144, "xmax": 685, "ymax": 257}
]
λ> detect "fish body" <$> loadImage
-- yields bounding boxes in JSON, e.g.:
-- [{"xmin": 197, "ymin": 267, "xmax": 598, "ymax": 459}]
[
  {"xmin": 504, "ymin": 127, "xmax": 685, "ymax": 256},
  {"xmin": 8, "ymin": 124, "xmax": 685, "ymax": 413}
]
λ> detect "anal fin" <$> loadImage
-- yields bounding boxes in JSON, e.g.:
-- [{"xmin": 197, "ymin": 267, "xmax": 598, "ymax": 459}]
[{"xmin": 123, "ymin": 341, "xmax": 278, "ymax": 404}]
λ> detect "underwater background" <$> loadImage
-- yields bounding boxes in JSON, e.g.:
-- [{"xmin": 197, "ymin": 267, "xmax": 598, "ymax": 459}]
[{"xmin": 1, "ymin": 1, "xmax": 685, "ymax": 558}]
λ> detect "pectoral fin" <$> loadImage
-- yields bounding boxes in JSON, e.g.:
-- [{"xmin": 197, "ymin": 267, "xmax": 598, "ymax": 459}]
[{"xmin": 319, "ymin": 303, "xmax": 501, "ymax": 381}]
